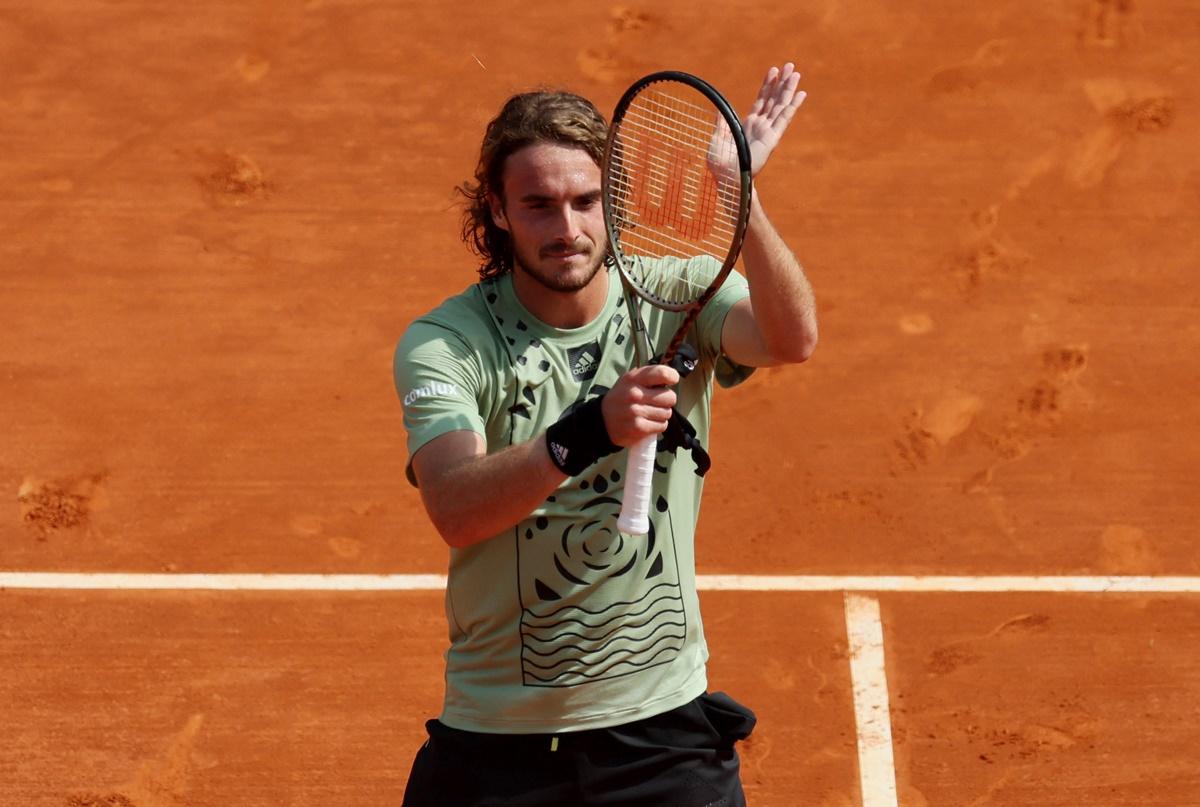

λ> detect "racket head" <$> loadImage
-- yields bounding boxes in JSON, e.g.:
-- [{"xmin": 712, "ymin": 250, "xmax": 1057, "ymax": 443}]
[{"xmin": 601, "ymin": 71, "xmax": 753, "ymax": 314}]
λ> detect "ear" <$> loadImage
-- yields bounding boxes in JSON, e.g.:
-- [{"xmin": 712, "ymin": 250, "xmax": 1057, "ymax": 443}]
[{"xmin": 488, "ymin": 192, "xmax": 509, "ymax": 232}]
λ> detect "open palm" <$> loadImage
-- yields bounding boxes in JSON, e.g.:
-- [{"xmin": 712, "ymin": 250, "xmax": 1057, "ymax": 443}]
[
  {"xmin": 707, "ymin": 63, "xmax": 807, "ymax": 183},
  {"xmin": 744, "ymin": 63, "xmax": 806, "ymax": 177}
]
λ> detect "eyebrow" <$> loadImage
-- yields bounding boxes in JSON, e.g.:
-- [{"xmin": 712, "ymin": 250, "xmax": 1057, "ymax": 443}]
[{"xmin": 518, "ymin": 190, "xmax": 602, "ymax": 204}]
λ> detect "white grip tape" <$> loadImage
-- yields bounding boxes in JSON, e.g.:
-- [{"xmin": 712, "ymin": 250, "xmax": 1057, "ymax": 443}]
[{"xmin": 617, "ymin": 434, "xmax": 656, "ymax": 535}]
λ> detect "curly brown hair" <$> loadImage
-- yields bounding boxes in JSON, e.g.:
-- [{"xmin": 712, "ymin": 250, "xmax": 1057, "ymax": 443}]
[{"xmin": 458, "ymin": 90, "xmax": 608, "ymax": 280}]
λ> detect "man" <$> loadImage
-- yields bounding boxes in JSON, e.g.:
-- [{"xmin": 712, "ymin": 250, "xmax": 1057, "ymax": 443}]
[{"xmin": 395, "ymin": 63, "xmax": 817, "ymax": 806}]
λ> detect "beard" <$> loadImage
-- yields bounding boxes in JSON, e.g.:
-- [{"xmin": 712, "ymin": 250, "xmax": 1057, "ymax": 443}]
[{"xmin": 511, "ymin": 238, "xmax": 607, "ymax": 293}]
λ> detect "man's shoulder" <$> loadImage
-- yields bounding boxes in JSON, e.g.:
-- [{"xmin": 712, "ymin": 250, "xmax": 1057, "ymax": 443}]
[
  {"xmin": 402, "ymin": 282, "xmax": 495, "ymax": 344},
  {"xmin": 417, "ymin": 282, "xmax": 493, "ymax": 328}
]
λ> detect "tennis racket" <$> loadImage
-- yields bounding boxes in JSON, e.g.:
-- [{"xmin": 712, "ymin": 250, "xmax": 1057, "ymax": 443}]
[{"xmin": 602, "ymin": 71, "xmax": 753, "ymax": 536}]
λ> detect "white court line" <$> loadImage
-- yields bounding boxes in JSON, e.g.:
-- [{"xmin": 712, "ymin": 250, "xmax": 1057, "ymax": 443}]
[
  {"xmin": 844, "ymin": 593, "xmax": 899, "ymax": 807},
  {"xmin": 2, "ymin": 573, "xmax": 1200, "ymax": 592},
  {"xmin": 0, "ymin": 573, "xmax": 449, "ymax": 591},
  {"xmin": 699, "ymin": 575, "xmax": 1200, "ymax": 593}
]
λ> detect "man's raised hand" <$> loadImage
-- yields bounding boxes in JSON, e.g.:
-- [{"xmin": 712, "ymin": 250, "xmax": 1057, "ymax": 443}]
[{"xmin": 744, "ymin": 62, "xmax": 806, "ymax": 178}]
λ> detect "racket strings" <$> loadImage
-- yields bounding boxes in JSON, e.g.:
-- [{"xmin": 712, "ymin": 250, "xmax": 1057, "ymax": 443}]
[
  {"xmin": 606, "ymin": 86, "xmax": 745, "ymax": 306},
  {"xmin": 637, "ymin": 91, "xmax": 730, "ymax": 141},
  {"xmin": 606, "ymin": 148, "xmax": 740, "ymax": 214},
  {"xmin": 624, "ymin": 257, "xmax": 712, "ymax": 301}
]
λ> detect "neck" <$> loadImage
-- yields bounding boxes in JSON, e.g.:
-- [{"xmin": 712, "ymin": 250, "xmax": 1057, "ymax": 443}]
[{"xmin": 511, "ymin": 267, "xmax": 610, "ymax": 330}]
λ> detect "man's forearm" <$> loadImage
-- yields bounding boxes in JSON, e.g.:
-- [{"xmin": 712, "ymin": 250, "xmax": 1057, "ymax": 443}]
[
  {"xmin": 740, "ymin": 191, "xmax": 818, "ymax": 363},
  {"xmin": 418, "ymin": 434, "xmax": 565, "ymax": 549}
]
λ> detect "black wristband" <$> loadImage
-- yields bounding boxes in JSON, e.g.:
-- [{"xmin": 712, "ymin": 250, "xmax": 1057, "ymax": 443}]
[
  {"xmin": 545, "ymin": 396, "xmax": 619, "ymax": 476},
  {"xmin": 653, "ymin": 342, "xmax": 700, "ymax": 380}
]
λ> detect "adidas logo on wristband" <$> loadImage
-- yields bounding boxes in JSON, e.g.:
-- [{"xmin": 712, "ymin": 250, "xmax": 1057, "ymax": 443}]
[{"xmin": 545, "ymin": 396, "xmax": 617, "ymax": 476}]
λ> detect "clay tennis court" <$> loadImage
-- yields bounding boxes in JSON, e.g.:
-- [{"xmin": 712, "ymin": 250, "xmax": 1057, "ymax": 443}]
[{"xmin": 3, "ymin": 1, "xmax": 1198, "ymax": 804}]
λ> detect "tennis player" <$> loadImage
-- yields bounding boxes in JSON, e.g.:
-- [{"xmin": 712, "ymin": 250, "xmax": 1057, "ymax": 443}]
[{"xmin": 395, "ymin": 63, "xmax": 817, "ymax": 806}]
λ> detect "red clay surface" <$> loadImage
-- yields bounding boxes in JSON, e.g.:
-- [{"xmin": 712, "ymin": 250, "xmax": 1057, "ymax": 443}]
[
  {"xmin": 3, "ymin": 1, "xmax": 1199, "ymax": 804},
  {"xmin": 884, "ymin": 593, "xmax": 1200, "ymax": 805}
]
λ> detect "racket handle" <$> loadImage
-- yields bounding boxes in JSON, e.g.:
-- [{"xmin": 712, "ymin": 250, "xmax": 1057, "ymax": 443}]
[{"xmin": 617, "ymin": 435, "xmax": 656, "ymax": 535}]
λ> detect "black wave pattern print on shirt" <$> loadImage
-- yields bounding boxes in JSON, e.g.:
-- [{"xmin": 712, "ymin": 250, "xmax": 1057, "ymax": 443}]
[{"xmin": 517, "ymin": 486, "xmax": 685, "ymax": 688}]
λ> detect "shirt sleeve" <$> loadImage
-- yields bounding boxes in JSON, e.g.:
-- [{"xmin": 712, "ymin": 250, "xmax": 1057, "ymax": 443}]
[
  {"xmin": 693, "ymin": 265, "xmax": 755, "ymax": 389},
  {"xmin": 393, "ymin": 318, "xmax": 488, "ymax": 485}
]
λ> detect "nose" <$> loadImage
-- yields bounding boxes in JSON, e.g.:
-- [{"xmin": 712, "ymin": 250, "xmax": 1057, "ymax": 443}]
[
  {"xmin": 555, "ymin": 204, "xmax": 584, "ymax": 243},
  {"xmin": 559, "ymin": 205, "xmax": 583, "ymax": 242}
]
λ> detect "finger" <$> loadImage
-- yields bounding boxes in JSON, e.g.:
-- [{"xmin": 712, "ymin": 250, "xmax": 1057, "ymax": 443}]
[
  {"xmin": 750, "ymin": 69, "xmax": 775, "ymax": 116},
  {"xmin": 638, "ymin": 364, "xmax": 681, "ymax": 387},
  {"xmin": 749, "ymin": 92, "xmax": 766, "ymax": 119},
  {"xmin": 711, "ymin": 114, "xmax": 734, "ymax": 151},
  {"xmin": 788, "ymin": 89, "xmax": 808, "ymax": 114},
  {"xmin": 765, "ymin": 69, "xmax": 799, "ymax": 121},
  {"xmin": 773, "ymin": 89, "xmax": 807, "ymax": 131},
  {"xmin": 634, "ymin": 405, "xmax": 673, "ymax": 425},
  {"xmin": 755, "ymin": 65, "xmax": 781, "ymax": 117},
  {"xmin": 765, "ymin": 79, "xmax": 786, "ymax": 118},
  {"xmin": 642, "ymin": 387, "xmax": 678, "ymax": 409},
  {"xmin": 779, "ymin": 70, "xmax": 801, "ymax": 105},
  {"xmin": 761, "ymin": 64, "xmax": 780, "ymax": 92},
  {"xmin": 763, "ymin": 73, "xmax": 803, "ymax": 132},
  {"xmin": 635, "ymin": 416, "xmax": 670, "ymax": 435},
  {"xmin": 626, "ymin": 383, "xmax": 675, "ymax": 408}
]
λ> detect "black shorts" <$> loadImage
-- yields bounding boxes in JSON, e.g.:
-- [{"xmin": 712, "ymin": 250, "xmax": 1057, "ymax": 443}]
[{"xmin": 401, "ymin": 691, "xmax": 757, "ymax": 807}]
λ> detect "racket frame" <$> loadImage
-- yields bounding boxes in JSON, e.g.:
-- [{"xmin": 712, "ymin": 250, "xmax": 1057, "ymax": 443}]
[{"xmin": 600, "ymin": 71, "xmax": 753, "ymax": 534}]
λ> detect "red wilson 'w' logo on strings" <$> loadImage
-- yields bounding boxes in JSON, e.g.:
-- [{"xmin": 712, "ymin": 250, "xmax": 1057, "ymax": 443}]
[{"xmin": 629, "ymin": 134, "xmax": 720, "ymax": 242}]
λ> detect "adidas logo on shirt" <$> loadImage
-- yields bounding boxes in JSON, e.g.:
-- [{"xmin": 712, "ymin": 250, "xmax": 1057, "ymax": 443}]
[
  {"xmin": 567, "ymin": 340, "xmax": 602, "ymax": 382},
  {"xmin": 573, "ymin": 350, "xmax": 596, "ymax": 377}
]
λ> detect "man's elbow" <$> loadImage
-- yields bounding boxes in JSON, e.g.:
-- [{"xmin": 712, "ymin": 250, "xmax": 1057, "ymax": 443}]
[
  {"xmin": 426, "ymin": 508, "xmax": 483, "ymax": 549},
  {"xmin": 419, "ymin": 488, "xmax": 479, "ymax": 549},
  {"xmin": 771, "ymin": 327, "xmax": 818, "ymax": 365}
]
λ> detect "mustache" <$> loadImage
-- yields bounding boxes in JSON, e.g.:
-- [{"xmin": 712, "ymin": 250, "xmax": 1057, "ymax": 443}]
[{"xmin": 539, "ymin": 240, "xmax": 591, "ymax": 258}]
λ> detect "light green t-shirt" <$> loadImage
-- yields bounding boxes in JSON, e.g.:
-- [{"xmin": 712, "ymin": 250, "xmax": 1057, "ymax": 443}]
[{"xmin": 393, "ymin": 261, "xmax": 751, "ymax": 734}]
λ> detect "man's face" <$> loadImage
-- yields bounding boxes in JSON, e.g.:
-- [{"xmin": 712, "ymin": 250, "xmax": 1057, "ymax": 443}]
[{"xmin": 489, "ymin": 142, "xmax": 607, "ymax": 292}]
